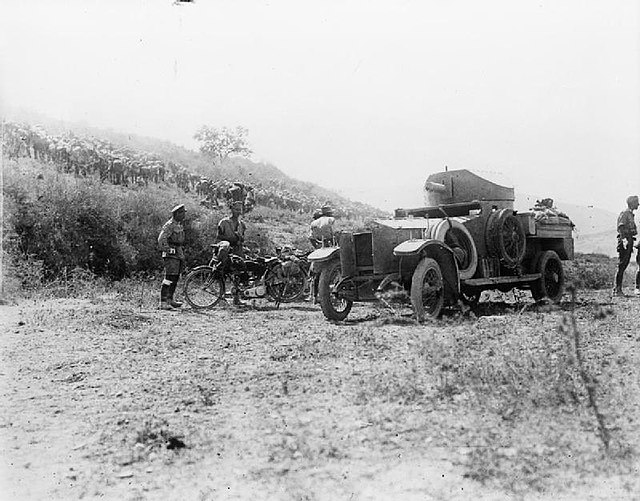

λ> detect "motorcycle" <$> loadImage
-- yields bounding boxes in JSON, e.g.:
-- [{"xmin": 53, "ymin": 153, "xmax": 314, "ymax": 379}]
[
  {"xmin": 275, "ymin": 245, "xmax": 311, "ymax": 302},
  {"xmin": 182, "ymin": 243, "xmax": 307, "ymax": 309}
]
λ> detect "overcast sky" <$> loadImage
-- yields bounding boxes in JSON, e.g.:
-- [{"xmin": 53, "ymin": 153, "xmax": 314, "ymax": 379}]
[{"xmin": 1, "ymin": 0, "xmax": 638, "ymax": 212}]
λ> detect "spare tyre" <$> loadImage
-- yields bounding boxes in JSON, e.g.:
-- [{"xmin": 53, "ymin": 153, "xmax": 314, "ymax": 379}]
[
  {"xmin": 431, "ymin": 218, "xmax": 478, "ymax": 280},
  {"xmin": 485, "ymin": 208, "xmax": 526, "ymax": 268}
]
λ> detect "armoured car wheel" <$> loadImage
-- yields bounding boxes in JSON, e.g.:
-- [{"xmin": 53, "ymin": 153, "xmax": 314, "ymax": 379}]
[
  {"xmin": 531, "ymin": 250, "xmax": 565, "ymax": 303},
  {"xmin": 411, "ymin": 257, "xmax": 445, "ymax": 321},
  {"xmin": 486, "ymin": 209, "xmax": 526, "ymax": 268},
  {"xmin": 183, "ymin": 266, "xmax": 225, "ymax": 309},
  {"xmin": 318, "ymin": 261, "xmax": 353, "ymax": 321}
]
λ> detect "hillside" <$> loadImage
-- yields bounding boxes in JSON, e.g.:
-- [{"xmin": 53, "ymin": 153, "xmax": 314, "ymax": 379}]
[{"xmin": 3, "ymin": 110, "xmax": 389, "ymax": 220}]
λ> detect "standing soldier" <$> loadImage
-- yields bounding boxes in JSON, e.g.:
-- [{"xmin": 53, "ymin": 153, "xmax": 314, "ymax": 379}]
[
  {"xmin": 158, "ymin": 204, "xmax": 187, "ymax": 309},
  {"xmin": 613, "ymin": 195, "xmax": 639, "ymax": 297}
]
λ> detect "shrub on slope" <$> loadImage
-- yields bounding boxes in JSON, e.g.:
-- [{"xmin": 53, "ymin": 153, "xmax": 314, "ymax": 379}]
[
  {"xmin": 3, "ymin": 158, "xmax": 212, "ymax": 281},
  {"xmin": 2, "ymin": 157, "xmax": 316, "ymax": 286}
]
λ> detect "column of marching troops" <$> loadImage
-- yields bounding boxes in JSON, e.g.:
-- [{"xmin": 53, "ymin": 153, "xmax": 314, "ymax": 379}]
[{"xmin": 2, "ymin": 121, "xmax": 368, "ymax": 218}]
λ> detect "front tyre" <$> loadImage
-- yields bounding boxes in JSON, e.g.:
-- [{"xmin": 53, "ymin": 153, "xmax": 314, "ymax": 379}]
[
  {"xmin": 318, "ymin": 260, "xmax": 352, "ymax": 321},
  {"xmin": 411, "ymin": 257, "xmax": 445, "ymax": 321},
  {"xmin": 183, "ymin": 266, "xmax": 225, "ymax": 309},
  {"xmin": 531, "ymin": 250, "xmax": 564, "ymax": 303}
]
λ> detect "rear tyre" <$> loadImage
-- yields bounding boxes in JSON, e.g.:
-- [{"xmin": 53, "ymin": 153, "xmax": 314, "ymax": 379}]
[
  {"xmin": 279, "ymin": 264, "xmax": 307, "ymax": 302},
  {"xmin": 265, "ymin": 264, "xmax": 306, "ymax": 303},
  {"xmin": 531, "ymin": 250, "xmax": 565, "ymax": 302},
  {"xmin": 411, "ymin": 257, "xmax": 445, "ymax": 321},
  {"xmin": 183, "ymin": 266, "xmax": 225, "ymax": 309},
  {"xmin": 318, "ymin": 260, "xmax": 353, "ymax": 321}
]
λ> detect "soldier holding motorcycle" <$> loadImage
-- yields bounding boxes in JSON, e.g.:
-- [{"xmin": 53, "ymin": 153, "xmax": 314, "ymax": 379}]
[{"xmin": 216, "ymin": 200, "xmax": 247, "ymax": 305}]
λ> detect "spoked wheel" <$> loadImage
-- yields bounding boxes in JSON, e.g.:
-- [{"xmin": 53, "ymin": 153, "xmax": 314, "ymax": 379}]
[
  {"xmin": 411, "ymin": 257, "xmax": 445, "ymax": 321},
  {"xmin": 531, "ymin": 250, "xmax": 565, "ymax": 303},
  {"xmin": 486, "ymin": 209, "xmax": 526, "ymax": 268},
  {"xmin": 183, "ymin": 266, "xmax": 225, "ymax": 309},
  {"xmin": 266, "ymin": 262, "xmax": 307, "ymax": 303},
  {"xmin": 318, "ymin": 260, "xmax": 352, "ymax": 321},
  {"xmin": 280, "ymin": 268, "xmax": 307, "ymax": 302}
]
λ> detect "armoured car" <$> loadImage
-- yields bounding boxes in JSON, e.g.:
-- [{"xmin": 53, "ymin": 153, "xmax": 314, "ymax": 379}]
[{"xmin": 309, "ymin": 169, "xmax": 574, "ymax": 321}]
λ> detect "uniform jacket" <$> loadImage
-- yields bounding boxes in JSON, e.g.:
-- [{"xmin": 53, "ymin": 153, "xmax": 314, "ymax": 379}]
[
  {"xmin": 310, "ymin": 216, "xmax": 335, "ymax": 242},
  {"xmin": 617, "ymin": 209, "xmax": 637, "ymax": 242},
  {"xmin": 158, "ymin": 218, "xmax": 185, "ymax": 260},
  {"xmin": 217, "ymin": 216, "xmax": 246, "ymax": 251}
]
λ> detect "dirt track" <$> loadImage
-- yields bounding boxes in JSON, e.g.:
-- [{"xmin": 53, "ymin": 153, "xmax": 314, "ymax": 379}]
[{"xmin": 1, "ymin": 288, "xmax": 639, "ymax": 500}]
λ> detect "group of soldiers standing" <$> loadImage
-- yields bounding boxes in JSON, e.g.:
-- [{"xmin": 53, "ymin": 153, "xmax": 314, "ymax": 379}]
[
  {"xmin": 196, "ymin": 180, "xmax": 256, "ymax": 213},
  {"xmin": 4, "ymin": 121, "xmax": 171, "ymax": 186},
  {"xmin": 156, "ymin": 200, "xmax": 250, "ymax": 309},
  {"xmin": 156, "ymin": 198, "xmax": 338, "ymax": 309}
]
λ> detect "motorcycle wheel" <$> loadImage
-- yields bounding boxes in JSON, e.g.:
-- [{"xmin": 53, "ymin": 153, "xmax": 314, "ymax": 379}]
[
  {"xmin": 183, "ymin": 266, "xmax": 225, "ymax": 309},
  {"xmin": 264, "ymin": 265, "xmax": 303, "ymax": 303}
]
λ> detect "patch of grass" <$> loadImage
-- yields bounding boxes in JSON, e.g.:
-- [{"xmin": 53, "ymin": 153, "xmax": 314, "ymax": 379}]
[
  {"xmin": 134, "ymin": 417, "xmax": 186, "ymax": 451},
  {"xmin": 565, "ymin": 252, "xmax": 636, "ymax": 290}
]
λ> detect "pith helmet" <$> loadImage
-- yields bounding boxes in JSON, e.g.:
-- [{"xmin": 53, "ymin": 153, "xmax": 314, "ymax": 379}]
[{"xmin": 172, "ymin": 204, "xmax": 186, "ymax": 214}]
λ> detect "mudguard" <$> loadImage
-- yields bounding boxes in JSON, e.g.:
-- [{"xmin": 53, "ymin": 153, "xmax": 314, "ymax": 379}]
[
  {"xmin": 308, "ymin": 246, "xmax": 340, "ymax": 263},
  {"xmin": 394, "ymin": 239, "xmax": 440, "ymax": 256},
  {"xmin": 394, "ymin": 239, "xmax": 460, "ymax": 297}
]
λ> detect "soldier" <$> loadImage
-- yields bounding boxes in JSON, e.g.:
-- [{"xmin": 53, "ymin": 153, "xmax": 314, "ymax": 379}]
[
  {"xmin": 613, "ymin": 195, "xmax": 639, "ymax": 297},
  {"xmin": 244, "ymin": 186, "xmax": 256, "ymax": 213},
  {"xmin": 216, "ymin": 201, "xmax": 247, "ymax": 305},
  {"xmin": 158, "ymin": 204, "xmax": 187, "ymax": 309},
  {"xmin": 309, "ymin": 204, "xmax": 336, "ymax": 249},
  {"xmin": 308, "ymin": 208, "xmax": 324, "ymax": 249}
]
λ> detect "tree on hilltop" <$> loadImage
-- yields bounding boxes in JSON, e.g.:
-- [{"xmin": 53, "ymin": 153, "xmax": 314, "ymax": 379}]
[{"xmin": 193, "ymin": 125, "xmax": 252, "ymax": 167}]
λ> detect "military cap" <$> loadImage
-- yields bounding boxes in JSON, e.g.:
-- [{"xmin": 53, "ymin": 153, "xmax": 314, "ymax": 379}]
[
  {"xmin": 321, "ymin": 204, "xmax": 334, "ymax": 216},
  {"xmin": 171, "ymin": 204, "xmax": 186, "ymax": 214}
]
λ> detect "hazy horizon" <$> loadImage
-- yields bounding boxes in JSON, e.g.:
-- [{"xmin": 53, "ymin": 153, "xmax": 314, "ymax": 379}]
[{"xmin": 2, "ymin": 0, "xmax": 638, "ymax": 213}]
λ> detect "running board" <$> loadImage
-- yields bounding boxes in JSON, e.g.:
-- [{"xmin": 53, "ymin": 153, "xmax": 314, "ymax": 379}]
[{"xmin": 463, "ymin": 274, "xmax": 541, "ymax": 287}]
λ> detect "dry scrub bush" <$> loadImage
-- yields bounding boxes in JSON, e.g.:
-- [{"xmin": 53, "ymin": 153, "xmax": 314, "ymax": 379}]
[
  {"xmin": 564, "ymin": 253, "xmax": 623, "ymax": 290},
  {"xmin": 2, "ymin": 158, "xmax": 287, "ymax": 285}
]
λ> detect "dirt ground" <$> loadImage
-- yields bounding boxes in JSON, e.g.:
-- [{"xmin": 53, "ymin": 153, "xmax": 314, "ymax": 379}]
[{"xmin": 1, "ymin": 285, "xmax": 639, "ymax": 500}]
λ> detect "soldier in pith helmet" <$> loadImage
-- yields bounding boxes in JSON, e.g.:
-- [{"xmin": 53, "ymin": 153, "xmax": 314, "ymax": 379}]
[{"xmin": 158, "ymin": 204, "xmax": 187, "ymax": 309}]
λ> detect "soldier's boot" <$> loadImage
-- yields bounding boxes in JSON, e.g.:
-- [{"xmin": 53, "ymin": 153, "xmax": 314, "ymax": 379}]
[
  {"xmin": 167, "ymin": 275, "xmax": 183, "ymax": 308},
  {"xmin": 159, "ymin": 279, "xmax": 175, "ymax": 310}
]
